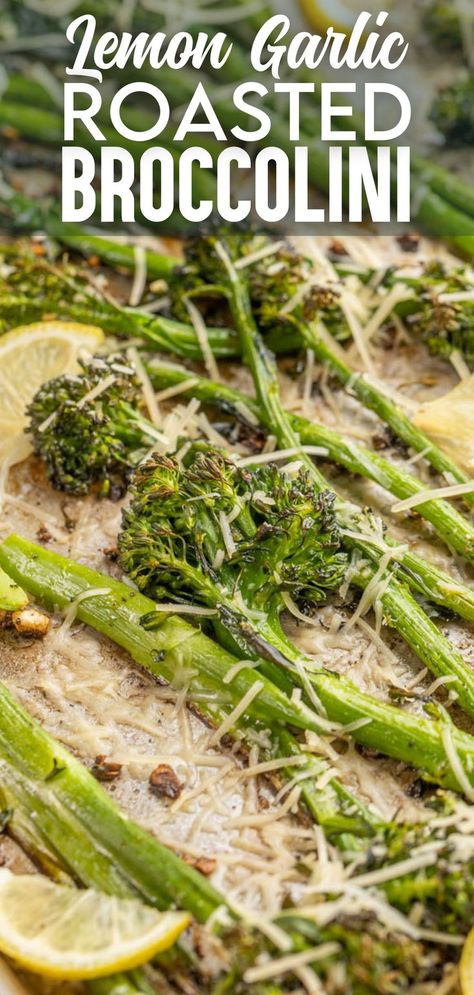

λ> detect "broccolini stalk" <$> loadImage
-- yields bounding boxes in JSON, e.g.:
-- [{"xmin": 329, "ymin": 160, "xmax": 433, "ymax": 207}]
[
  {"xmin": 0, "ymin": 737, "xmax": 434, "ymax": 995},
  {"xmin": 244, "ymin": 241, "xmax": 474, "ymax": 506},
  {"xmin": 0, "ymin": 537, "xmax": 324, "ymax": 734},
  {"xmin": 0, "ymin": 541, "xmax": 473, "ymax": 985},
  {"xmin": 119, "ymin": 446, "xmax": 347, "ymax": 669},
  {"xmin": 0, "ymin": 672, "xmax": 223, "ymax": 921},
  {"xmin": 145, "ymin": 358, "xmax": 474, "ymax": 570},
  {"xmin": 0, "ymin": 100, "xmax": 218, "ymax": 205},
  {"xmin": 0, "ymin": 771, "xmax": 158, "ymax": 995},
  {"xmin": 5, "ymin": 534, "xmax": 474, "ymax": 797},
  {"xmin": 0, "ymin": 535, "xmax": 380, "ymax": 840},
  {"xmin": 166, "ymin": 237, "xmax": 474, "ymax": 719},
  {"xmin": 0, "ymin": 250, "xmax": 241, "ymax": 360},
  {"xmin": 60, "ymin": 235, "xmax": 179, "ymax": 280}
]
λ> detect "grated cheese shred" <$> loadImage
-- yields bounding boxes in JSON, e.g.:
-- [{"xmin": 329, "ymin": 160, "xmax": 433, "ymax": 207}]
[
  {"xmin": 76, "ymin": 374, "xmax": 117, "ymax": 411},
  {"xmin": 441, "ymin": 724, "xmax": 474, "ymax": 802},
  {"xmin": 392, "ymin": 481, "xmax": 474, "ymax": 513},
  {"xmin": 237, "ymin": 446, "xmax": 328, "ymax": 468},
  {"xmin": 129, "ymin": 245, "xmax": 147, "ymax": 307},
  {"xmin": 208, "ymin": 681, "xmax": 264, "ymax": 746},
  {"xmin": 184, "ymin": 297, "xmax": 220, "ymax": 382},
  {"xmin": 59, "ymin": 587, "xmax": 112, "ymax": 635},
  {"xmin": 243, "ymin": 943, "xmax": 340, "ymax": 984},
  {"xmin": 127, "ymin": 346, "xmax": 161, "ymax": 425},
  {"xmin": 219, "ymin": 510, "xmax": 237, "ymax": 558}
]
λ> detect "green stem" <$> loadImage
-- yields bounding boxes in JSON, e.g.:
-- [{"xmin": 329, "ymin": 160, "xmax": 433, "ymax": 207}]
[
  {"xmin": 0, "ymin": 244, "xmax": 240, "ymax": 359},
  {"xmin": 60, "ymin": 235, "xmax": 179, "ymax": 280},
  {"xmin": 0, "ymin": 537, "xmax": 322, "ymax": 733},
  {"xmin": 299, "ymin": 318, "xmax": 474, "ymax": 508},
  {"xmin": 0, "ymin": 677, "xmax": 223, "ymax": 922},
  {"xmin": 145, "ymin": 364, "xmax": 474, "ymax": 630},
  {"xmin": 3, "ymin": 534, "xmax": 474, "ymax": 796},
  {"xmin": 0, "ymin": 535, "xmax": 381, "ymax": 837},
  {"xmin": 0, "ymin": 771, "xmax": 156, "ymax": 995},
  {"xmin": 211, "ymin": 242, "xmax": 474, "ymax": 719},
  {"xmin": 0, "ymin": 99, "xmax": 217, "ymax": 205}
]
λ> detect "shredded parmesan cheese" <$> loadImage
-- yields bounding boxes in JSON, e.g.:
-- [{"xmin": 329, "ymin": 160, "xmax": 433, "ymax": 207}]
[
  {"xmin": 223, "ymin": 660, "xmax": 259, "ymax": 685},
  {"xmin": 219, "ymin": 510, "xmax": 237, "ymax": 558},
  {"xmin": 234, "ymin": 400, "xmax": 260, "ymax": 426},
  {"xmin": 76, "ymin": 374, "xmax": 117, "ymax": 411},
  {"xmin": 243, "ymin": 943, "xmax": 340, "ymax": 984},
  {"xmin": 338, "ymin": 294, "xmax": 375, "ymax": 374},
  {"xmin": 425, "ymin": 675, "xmax": 458, "ymax": 697},
  {"xmin": 345, "ymin": 545, "xmax": 406, "ymax": 631},
  {"xmin": 208, "ymin": 681, "xmax": 264, "ymax": 746},
  {"xmin": 281, "ymin": 592, "xmax": 319, "ymax": 628},
  {"xmin": 441, "ymin": 724, "xmax": 474, "ymax": 802},
  {"xmin": 129, "ymin": 245, "xmax": 147, "ymax": 307},
  {"xmin": 439, "ymin": 290, "xmax": 474, "ymax": 304},
  {"xmin": 60, "ymin": 587, "xmax": 111, "ymax": 635},
  {"xmin": 127, "ymin": 347, "xmax": 161, "ymax": 425},
  {"xmin": 184, "ymin": 297, "xmax": 220, "ymax": 382},
  {"xmin": 392, "ymin": 480, "xmax": 474, "ymax": 513},
  {"xmin": 240, "ymin": 755, "xmax": 309, "ymax": 779},
  {"xmin": 362, "ymin": 284, "xmax": 414, "ymax": 344},
  {"xmin": 234, "ymin": 240, "xmax": 286, "ymax": 270},
  {"xmin": 154, "ymin": 378, "xmax": 199, "ymax": 402},
  {"xmin": 236, "ymin": 446, "xmax": 328, "ymax": 468},
  {"xmin": 348, "ymin": 852, "xmax": 437, "ymax": 889},
  {"xmin": 450, "ymin": 350, "xmax": 472, "ymax": 382},
  {"xmin": 153, "ymin": 603, "xmax": 217, "ymax": 617}
]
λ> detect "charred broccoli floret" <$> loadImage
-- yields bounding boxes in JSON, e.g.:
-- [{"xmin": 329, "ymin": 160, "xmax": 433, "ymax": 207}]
[
  {"xmin": 424, "ymin": 1, "xmax": 464, "ymax": 52},
  {"xmin": 400, "ymin": 261, "xmax": 474, "ymax": 363},
  {"xmin": 119, "ymin": 444, "xmax": 347, "ymax": 664},
  {"xmin": 169, "ymin": 235, "xmax": 350, "ymax": 343},
  {"xmin": 27, "ymin": 355, "xmax": 165, "ymax": 498},
  {"xmin": 430, "ymin": 76, "xmax": 474, "ymax": 146},
  {"xmin": 245, "ymin": 240, "xmax": 348, "ymax": 340}
]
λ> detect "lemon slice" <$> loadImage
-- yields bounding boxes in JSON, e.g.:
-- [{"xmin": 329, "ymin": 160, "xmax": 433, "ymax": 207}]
[
  {"xmin": 0, "ymin": 868, "xmax": 190, "ymax": 981},
  {"xmin": 460, "ymin": 925, "xmax": 474, "ymax": 994},
  {"xmin": 0, "ymin": 321, "xmax": 104, "ymax": 467},
  {"xmin": 413, "ymin": 373, "xmax": 474, "ymax": 477},
  {"xmin": 298, "ymin": 0, "xmax": 393, "ymax": 33}
]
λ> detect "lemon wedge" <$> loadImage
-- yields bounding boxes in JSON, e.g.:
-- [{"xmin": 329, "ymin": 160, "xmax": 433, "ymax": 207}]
[
  {"xmin": 413, "ymin": 373, "xmax": 474, "ymax": 477},
  {"xmin": 298, "ymin": 0, "xmax": 392, "ymax": 33},
  {"xmin": 0, "ymin": 321, "xmax": 104, "ymax": 467},
  {"xmin": 0, "ymin": 868, "xmax": 190, "ymax": 980}
]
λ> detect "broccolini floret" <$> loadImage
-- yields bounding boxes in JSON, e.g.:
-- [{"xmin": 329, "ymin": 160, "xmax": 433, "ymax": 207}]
[
  {"xmin": 119, "ymin": 444, "xmax": 347, "ymax": 665},
  {"xmin": 430, "ymin": 76, "xmax": 474, "ymax": 146},
  {"xmin": 169, "ymin": 235, "xmax": 350, "ymax": 344},
  {"xmin": 424, "ymin": 1, "xmax": 464, "ymax": 52},
  {"xmin": 27, "ymin": 355, "xmax": 164, "ymax": 498},
  {"xmin": 400, "ymin": 260, "xmax": 474, "ymax": 363}
]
